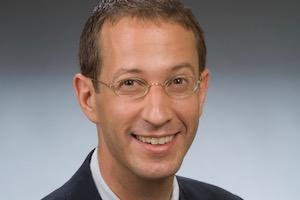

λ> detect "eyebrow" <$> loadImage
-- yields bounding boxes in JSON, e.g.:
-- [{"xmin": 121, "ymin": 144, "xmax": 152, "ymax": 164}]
[
  {"xmin": 112, "ymin": 68, "xmax": 143, "ymax": 81},
  {"xmin": 112, "ymin": 62, "xmax": 196, "ymax": 80},
  {"xmin": 170, "ymin": 63, "xmax": 196, "ymax": 74}
]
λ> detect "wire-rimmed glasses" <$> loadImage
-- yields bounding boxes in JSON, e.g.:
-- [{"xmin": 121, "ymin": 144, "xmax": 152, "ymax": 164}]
[{"xmin": 91, "ymin": 75, "xmax": 201, "ymax": 99}]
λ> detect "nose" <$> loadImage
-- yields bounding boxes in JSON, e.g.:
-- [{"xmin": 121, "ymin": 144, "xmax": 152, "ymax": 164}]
[{"xmin": 141, "ymin": 85, "xmax": 173, "ymax": 127}]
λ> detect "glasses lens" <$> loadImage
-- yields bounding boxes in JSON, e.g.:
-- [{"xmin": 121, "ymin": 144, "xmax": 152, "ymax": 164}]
[
  {"xmin": 165, "ymin": 76, "xmax": 199, "ymax": 98},
  {"xmin": 114, "ymin": 78, "xmax": 147, "ymax": 97}
]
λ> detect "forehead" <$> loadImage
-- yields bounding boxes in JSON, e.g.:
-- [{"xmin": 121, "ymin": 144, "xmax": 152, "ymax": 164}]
[{"xmin": 98, "ymin": 17, "xmax": 199, "ymax": 79}]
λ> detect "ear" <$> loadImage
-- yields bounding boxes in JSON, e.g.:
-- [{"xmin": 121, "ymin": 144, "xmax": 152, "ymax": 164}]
[
  {"xmin": 73, "ymin": 73, "xmax": 99, "ymax": 123},
  {"xmin": 198, "ymin": 68, "xmax": 210, "ymax": 112}
]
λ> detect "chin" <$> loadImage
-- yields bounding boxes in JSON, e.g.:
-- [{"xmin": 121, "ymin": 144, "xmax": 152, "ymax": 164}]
[{"xmin": 132, "ymin": 159, "xmax": 183, "ymax": 181}]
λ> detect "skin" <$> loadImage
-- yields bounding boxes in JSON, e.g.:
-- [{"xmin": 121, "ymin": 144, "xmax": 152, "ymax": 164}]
[{"xmin": 74, "ymin": 17, "xmax": 209, "ymax": 200}]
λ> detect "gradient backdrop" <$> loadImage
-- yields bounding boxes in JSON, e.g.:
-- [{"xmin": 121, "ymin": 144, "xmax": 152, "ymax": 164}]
[{"xmin": 1, "ymin": 1, "xmax": 299, "ymax": 199}]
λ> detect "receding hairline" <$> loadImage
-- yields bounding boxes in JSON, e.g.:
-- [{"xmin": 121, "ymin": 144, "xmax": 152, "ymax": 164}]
[
  {"xmin": 96, "ymin": 16, "xmax": 201, "ymax": 73},
  {"xmin": 98, "ymin": 15, "xmax": 198, "ymax": 43}
]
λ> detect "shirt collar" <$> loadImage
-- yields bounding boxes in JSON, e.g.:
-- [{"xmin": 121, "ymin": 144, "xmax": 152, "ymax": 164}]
[{"xmin": 90, "ymin": 148, "xmax": 180, "ymax": 200}]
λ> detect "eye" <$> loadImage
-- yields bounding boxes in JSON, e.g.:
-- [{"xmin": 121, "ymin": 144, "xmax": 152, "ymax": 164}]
[
  {"xmin": 169, "ymin": 77, "xmax": 189, "ymax": 86},
  {"xmin": 114, "ymin": 78, "xmax": 146, "ymax": 96},
  {"xmin": 115, "ymin": 78, "xmax": 146, "ymax": 92},
  {"xmin": 172, "ymin": 77, "xmax": 185, "ymax": 85},
  {"xmin": 166, "ymin": 76, "xmax": 193, "ymax": 95},
  {"xmin": 122, "ymin": 79, "xmax": 135, "ymax": 86},
  {"xmin": 118, "ymin": 78, "xmax": 145, "ymax": 87}
]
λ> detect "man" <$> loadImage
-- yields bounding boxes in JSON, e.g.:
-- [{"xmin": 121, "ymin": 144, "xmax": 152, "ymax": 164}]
[{"xmin": 43, "ymin": 0, "xmax": 242, "ymax": 199}]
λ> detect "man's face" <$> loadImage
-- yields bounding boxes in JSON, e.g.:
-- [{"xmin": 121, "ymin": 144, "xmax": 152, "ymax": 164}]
[{"xmin": 92, "ymin": 18, "xmax": 208, "ymax": 180}]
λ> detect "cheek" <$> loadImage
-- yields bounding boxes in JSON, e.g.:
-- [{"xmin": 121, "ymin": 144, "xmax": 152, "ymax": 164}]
[
  {"xmin": 97, "ymin": 97, "xmax": 141, "ymax": 133},
  {"xmin": 174, "ymin": 98, "xmax": 201, "ymax": 136},
  {"xmin": 176, "ymin": 97, "xmax": 200, "ymax": 119}
]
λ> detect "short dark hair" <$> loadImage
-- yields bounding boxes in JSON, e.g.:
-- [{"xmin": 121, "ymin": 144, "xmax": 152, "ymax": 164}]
[{"xmin": 79, "ymin": 0, "xmax": 206, "ymax": 88}]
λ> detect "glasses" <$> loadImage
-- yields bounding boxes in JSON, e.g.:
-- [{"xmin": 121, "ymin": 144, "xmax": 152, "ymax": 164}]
[{"xmin": 91, "ymin": 75, "xmax": 201, "ymax": 99}]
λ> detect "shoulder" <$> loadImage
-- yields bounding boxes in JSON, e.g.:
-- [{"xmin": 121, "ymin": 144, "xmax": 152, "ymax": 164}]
[
  {"xmin": 42, "ymin": 188, "xmax": 66, "ymax": 200},
  {"xmin": 42, "ymin": 150, "xmax": 101, "ymax": 200},
  {"xmin": 177, "ymin": 176, "xmax": 243, "ymax": 200},
  {"xmin": 41, "ymin": 170, "xmax": 85, "ymax": 200}
]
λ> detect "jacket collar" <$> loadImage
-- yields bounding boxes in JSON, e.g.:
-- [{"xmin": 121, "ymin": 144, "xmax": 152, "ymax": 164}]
[
  {"xmin": 63, "ymin": 149, "xmax": 102, "ymax": 200},
  {"xmin": 65, "ymin": 149, "xmax": 188, "ymax": 200}
]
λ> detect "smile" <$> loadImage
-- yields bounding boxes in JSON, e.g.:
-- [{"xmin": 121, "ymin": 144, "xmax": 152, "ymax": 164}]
[{"xmin": 135, "ymin": 135, "xmax": 175, "ymax": 145}]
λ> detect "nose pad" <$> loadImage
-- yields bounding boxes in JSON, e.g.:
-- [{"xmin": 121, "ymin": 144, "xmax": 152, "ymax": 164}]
[{"xmin": 141, "ymin": 85, "xmax": 172, "ymax": 127}]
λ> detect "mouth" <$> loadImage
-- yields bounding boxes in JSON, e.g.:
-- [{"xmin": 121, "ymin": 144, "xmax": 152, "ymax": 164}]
[{"xmin": 131, "ymin": 133, "xmax": 177, "ymax": 145}]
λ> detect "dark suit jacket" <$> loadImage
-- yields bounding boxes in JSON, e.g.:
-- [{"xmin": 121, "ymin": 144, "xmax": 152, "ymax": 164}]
[{"xmin": 42, "ymin": 151, "xmax": 243, "ymax": 200}]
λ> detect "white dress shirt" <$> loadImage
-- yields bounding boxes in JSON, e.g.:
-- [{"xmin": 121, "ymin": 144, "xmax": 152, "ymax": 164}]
[{"xmin": 90, "ymin": 148, "xmax": 180, "ymax": 200}]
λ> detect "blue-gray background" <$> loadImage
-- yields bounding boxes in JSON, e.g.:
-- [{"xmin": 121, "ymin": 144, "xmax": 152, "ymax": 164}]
[{"xmin": 1, "ymin": 1, "xmax": 299, "ymax": 199}]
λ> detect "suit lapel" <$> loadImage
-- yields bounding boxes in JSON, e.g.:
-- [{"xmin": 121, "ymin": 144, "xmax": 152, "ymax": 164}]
[{"xmin": 64, "ymin": 150, "xmax": 102, "ymax": 200}]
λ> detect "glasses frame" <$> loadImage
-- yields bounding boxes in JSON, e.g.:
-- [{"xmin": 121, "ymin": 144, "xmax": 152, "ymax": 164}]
[{"xmin": 91, "ymin": 75, "xmax": 202, "ymax": 99}]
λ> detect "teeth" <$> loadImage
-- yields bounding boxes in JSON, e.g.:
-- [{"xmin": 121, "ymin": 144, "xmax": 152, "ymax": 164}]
[
  {"xmin": 151, "ymin": 138, "xmax": 158, "ymax": 145},
  {"xmin": 158, "ymin": 137, "xmax": 165, "ymax": 144},
  {"xmin": 136, "ymin": 135, "xmax": 174, "ymax": 145}
]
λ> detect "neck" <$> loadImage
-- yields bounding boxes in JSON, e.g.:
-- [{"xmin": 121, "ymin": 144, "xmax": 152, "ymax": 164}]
[{"xmin": 98, "ymin": 147, "xmax": 174, "ymax": 200}]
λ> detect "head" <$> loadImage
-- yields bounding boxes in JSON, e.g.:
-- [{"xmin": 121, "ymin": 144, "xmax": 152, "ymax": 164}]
[
  {"xmin": 74, "ymin": 0, "xmax": 209, "ymax": 184},
  {"xmin": 79, "ymin": 0, "xmax": 206, "ymax": 90}
]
